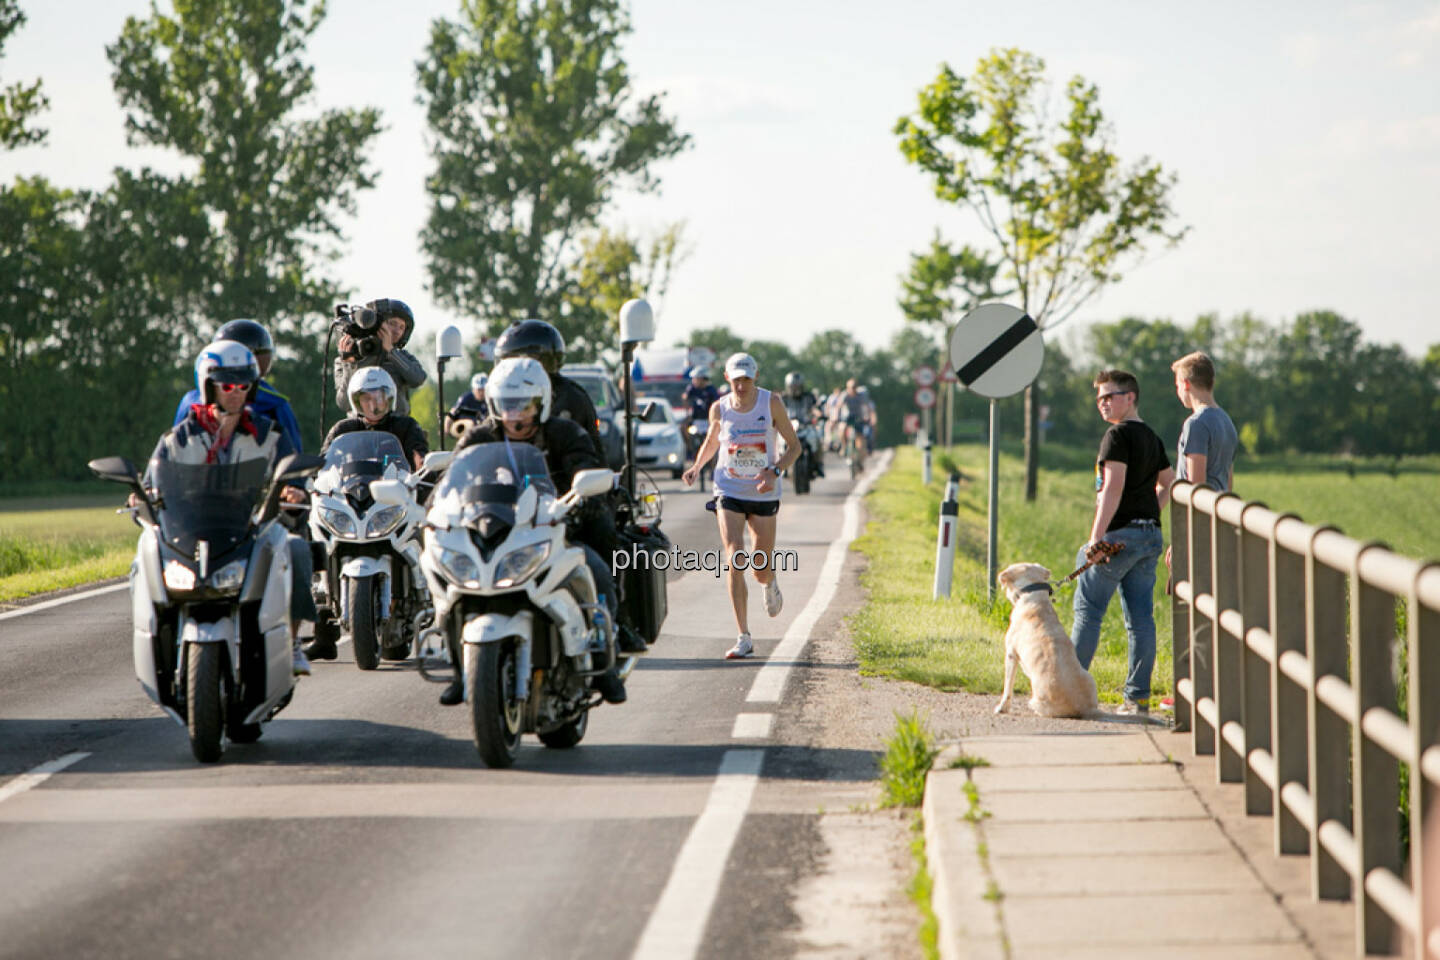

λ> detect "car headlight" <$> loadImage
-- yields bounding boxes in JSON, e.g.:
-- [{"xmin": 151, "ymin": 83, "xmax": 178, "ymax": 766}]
[
  {"xmin": 494, "ymin": 541, "xmax": 550, "ymax": 588},
  {"xmin": 163, "ymin": 560, "xmax": 197, "ymax": 592},
  {"xmin": 597, "ymin": 419, "xmax": 611, "ymax": 436},
  {"xmin": 365, "ymin": 505, "xmax": 406, "ymax": 538},
  {"xmin": 437, "ymin": 545, "xmax": 480, "ymax": 586},
  {"xmin": 209, "ymin": 559, "xmax": 247, "ymax": 593},
  {"xmin": 318, "ymin": 505, "xmax": 356, "ymax": 538}
]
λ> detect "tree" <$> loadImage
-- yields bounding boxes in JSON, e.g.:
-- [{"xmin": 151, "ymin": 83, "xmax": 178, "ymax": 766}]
[
  {"xmin": 418, "ymin": 0, "xmax": 690, "ymax": 336},
  {"xmin": 896, "ymin": 48, "xmax": 1187, "ymax": 500},
  {"xmin": 561, "ymin": 221, "xmax": 690, "ymax": 365},
  {"xmin": 0, "ymin": 0, "xmax": 46, "ymax": 148},
  {"xmin": 897, "ymin": 229, "xmax": 1007, "ymax": 346},
  {"xmin": 107, "ymin": 0, "xmax": 383, "ymax": 447}
]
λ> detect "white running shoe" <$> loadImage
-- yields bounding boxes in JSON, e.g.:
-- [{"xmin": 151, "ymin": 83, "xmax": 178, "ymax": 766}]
[
  {"xmin": 292, "ymin": 644, "xmax": 312, "ymax": 677},
  {"xmin": 725, "ymin": 634, "xmax": 754, "ymax": 659},
  {"xmin": 764, "ymin": 578, "xmax": 783, "ymax": 617}
]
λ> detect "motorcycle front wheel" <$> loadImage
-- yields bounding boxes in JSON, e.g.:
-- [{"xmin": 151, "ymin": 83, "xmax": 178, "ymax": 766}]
[
  {"xmin": 794, "ymin": 449, "xmax": 812, "ymax": 495},
  {"xmin": 348, "ymin": 574, "xmax": 380, "ymax": 671},
  {"xmin": 466, "ymin": 642, "xmax": 523, "ymax": 768},
  {"xmin": 186, "ymin": 642, "xmax": 224, "ymax": 763}
]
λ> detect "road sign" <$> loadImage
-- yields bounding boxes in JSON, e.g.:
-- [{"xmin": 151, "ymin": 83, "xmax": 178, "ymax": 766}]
[
  {"xmin": 912, "ymin": 364, "xmax": 937, "ymax": 388},
  {"xmin": 903, "ymin": 412, "xmax": 920, "ymax": 434},
  {"xmin": 948, "ymin": 303, "xmax": 1044, "ymax": 399},
  {"xmin": 477, "ymin": 337, "xmax": 497, "ymax": 362},
  {"xmin": 914, "ymin": 386, "xmax": 937, "ymax": 409},
  {"xmin": 940, "ymin": 361, "xmax": 958, "ymax": 384}
]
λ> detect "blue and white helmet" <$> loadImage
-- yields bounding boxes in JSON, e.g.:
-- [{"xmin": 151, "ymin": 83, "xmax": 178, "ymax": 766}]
[
  {"xmin": 470, "ymin": 372, "xmax": 488, "ymax": 393},
  {"xmin": 486, "ymin": 357, "xmax": 552, "ymax": 424},
  {"xmin": 348, "ymin": 366, "xmax": 397, "ymax": 417},
  {"xmin": 194, "ymin": 339, "xmax": 259, "ymax": 404}
]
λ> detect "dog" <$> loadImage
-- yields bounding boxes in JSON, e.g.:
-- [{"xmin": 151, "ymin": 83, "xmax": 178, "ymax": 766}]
[{"xmin": 993, "ymin": 562, "xmax": 1099, "ymax": 718}]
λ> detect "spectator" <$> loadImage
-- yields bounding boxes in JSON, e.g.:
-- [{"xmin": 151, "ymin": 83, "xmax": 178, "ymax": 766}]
[{"xmin": 1171, "ymin": 351, "xmax": 1238, "ymax": 492}]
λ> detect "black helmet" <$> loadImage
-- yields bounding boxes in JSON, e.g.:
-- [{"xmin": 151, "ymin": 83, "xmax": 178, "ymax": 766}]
[
  {"xmin": 785, "ymin": 371, "xmax": 805, "ymax": 395},
  {"xmin": 365, "ymin": 298, "xmax": 415, "ymax": 349},
  {"xmin": 215, "ymin": 319, "xmax": 274, "ymax": 358},
  {"xmin": 495, "ymin": 319, "xmax": 565, "ymax": 374}
]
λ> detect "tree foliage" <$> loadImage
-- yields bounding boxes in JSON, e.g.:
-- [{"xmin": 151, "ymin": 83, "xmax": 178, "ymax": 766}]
[
  {"xmin": 0, "ymin": 0, "xmax": 46, "ymax": 148},
  {"xmin": 417, "ymin": 0, "xmax": 690, "ymax": 334},
  {"xmin": 897, "ymin": 229, "xmax": 1007, "ymax": 345},
  {"xmin": 562, "ymin": 221, "xmax": 689, "ymax": 364}
]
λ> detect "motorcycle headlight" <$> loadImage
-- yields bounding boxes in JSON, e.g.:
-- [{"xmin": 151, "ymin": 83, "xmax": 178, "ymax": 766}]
[
  {"xmin": 163, "ymin": 560, "xmax": 197, "ymax": 592},
  {"xmin": 318, "ymin": 505, "xmax": 356, "ymax": 539},
  {"xmin": 437, "ymin": 545, "xmax": 480, "ymax": 586},
  {"xmin": 494, "ymin": 541, "xmax": 550, "ymax": 588},
  {"xmin": 208, "ymin": 559, "xmax": 247, "ymax": 593},
  {"xmin": 365, "ymin": 505, "xmax": 406, "ymax": 538}
]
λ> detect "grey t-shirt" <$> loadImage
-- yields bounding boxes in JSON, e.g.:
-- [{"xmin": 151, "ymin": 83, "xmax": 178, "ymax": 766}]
[{"xmin": 1176, "ymin": 405, "xmax": 1238, "ymax": 491}]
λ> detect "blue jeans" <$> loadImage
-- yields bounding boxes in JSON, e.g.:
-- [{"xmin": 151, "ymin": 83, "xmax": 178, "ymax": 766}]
[{"xmin": 1070, "ymin": 523, "xmax": 1164, "ymax": 702}]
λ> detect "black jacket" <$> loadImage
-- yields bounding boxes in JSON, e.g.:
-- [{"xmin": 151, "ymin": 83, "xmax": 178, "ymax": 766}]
[
  {"xmin": 549, "ymin": 372, "xmax": 604, "ymax": 460},
  {"xmin": 453, "ymin": 416, "xmax": 600, "ymax": 494},
  {"xmin": 322, "ymin": 413, "xmax": 430, "ymax": 468}
]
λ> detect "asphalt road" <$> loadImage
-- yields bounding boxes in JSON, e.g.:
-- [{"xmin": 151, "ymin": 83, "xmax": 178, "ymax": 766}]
[{"xmin": 0, "ymin": 461, "xmax": 878, "ymax": 960}]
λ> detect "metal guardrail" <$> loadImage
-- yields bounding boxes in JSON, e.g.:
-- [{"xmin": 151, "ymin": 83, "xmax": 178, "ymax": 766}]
[{"xmin": 1170, "ymin": 481, "xmax": 1440, "ymax": 958}]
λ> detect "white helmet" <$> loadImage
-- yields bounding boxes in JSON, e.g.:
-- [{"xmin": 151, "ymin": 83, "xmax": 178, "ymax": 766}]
[
  {"xmin": 195, "ymin": 339, "xmax": 259, "ymax": 404},
  {"xmin": 348, "ymin": 366, "xmax": 397, "ymax": 417},
  {"xmin": 485, "ymin": 356, "xmax": 551, "ymax": 424},
  {"xmin": 470, "ymin": 372, "xmax": 488, "ymax": 392}
]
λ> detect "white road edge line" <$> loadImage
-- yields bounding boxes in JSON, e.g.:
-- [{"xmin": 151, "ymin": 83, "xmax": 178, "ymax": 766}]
[
  {"xmin": 746, "ymin": 449, "xmax": 891, "ymax": 703},
  {"xmin": 0, "ymin": 583, "xmax": 128, "ymax": 623},
  {"xmin": 0, "ymin": 752, "xmax": 91, "ymax": 806},
  {"xmin": 631, "ymin": 749, "xmax": 765, "ymax": 960},
  {"xmin": 730, "ymin": 712, "xmax": 773, "ymax": 739}
]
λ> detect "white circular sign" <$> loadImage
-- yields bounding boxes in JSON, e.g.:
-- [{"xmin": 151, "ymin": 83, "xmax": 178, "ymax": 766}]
[
  {"xmin": 914, "ymin": 386, "xmax": 937, "ymax": 409},
  {"xmin": 948, "ymin": 303, "xmax": 1044, "ymax": 399},
  {"xmin": 912, "ymin": 365, "xmax": 936, "ymax": 388}
]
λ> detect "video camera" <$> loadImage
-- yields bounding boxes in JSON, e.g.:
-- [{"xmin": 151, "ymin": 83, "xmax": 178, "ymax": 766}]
[{"xmin": 333, "ymin": 298, "xmax": 414, "ymax": 359}]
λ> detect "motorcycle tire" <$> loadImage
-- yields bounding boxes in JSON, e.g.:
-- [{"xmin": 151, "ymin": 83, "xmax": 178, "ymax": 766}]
[
  {"xmin": 794, "ymin": 449, "xmax": 811, "ymax": 495},
  {"xmin": 467, "ymin": 642, "xmax": 523, "ymax": 768},
  {"xmin": 538, "ymin": 709, "xmax": 588, "ymax": 750},
  {"xmin": 348, "ymin": 574, "xmax": 380, "ymax": 671},
  {"xmin": 186, "ymin": 642, "xmax": 224, "ymax": 763}
]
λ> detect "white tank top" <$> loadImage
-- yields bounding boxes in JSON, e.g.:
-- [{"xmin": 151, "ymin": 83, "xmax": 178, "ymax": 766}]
[{"xmin": 714, "ymin": 388, "xmax": 780, "ymax": 502}]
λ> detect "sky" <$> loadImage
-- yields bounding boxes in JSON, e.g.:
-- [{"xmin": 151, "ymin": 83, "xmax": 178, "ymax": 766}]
[{"xmin": 3, "ymin": 0, "xmax": 1438, "ymax": 365}]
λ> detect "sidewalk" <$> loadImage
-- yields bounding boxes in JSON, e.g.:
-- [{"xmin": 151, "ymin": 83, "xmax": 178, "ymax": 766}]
[{"xmin": 923, "ymin": 724, "xmax": 1356, "ymax": 960}]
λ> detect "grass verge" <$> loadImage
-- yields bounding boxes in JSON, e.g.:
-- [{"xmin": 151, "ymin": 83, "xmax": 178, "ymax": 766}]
[
  {"xmin": 0, "ymin": 500, "xmax": 137, "ymax": 602},
  {"xmin": 878, "ymin": 709, "xmax": 941, "ymax": 808}
]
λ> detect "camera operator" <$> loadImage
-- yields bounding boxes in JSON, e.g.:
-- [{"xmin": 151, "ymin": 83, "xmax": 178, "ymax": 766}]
[{"xmin": 332, "ymin": 298, "xmax": 427, "ymax": 417}]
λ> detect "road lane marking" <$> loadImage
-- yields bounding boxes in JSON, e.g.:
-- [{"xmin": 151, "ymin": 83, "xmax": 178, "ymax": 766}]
[
  {"xmin": 746, "ymin": 450, "xmax": 890, "ymax": 703},
  {"xmin": 0, "ymin": 752, "xmax": 90, "ymax": 806},
  {"xmin": 0, "ymin": 583, "xmax": 127, "ymax": 622},
  {"xmin": 731, "ymin": 713, "xmax": 773, "ymax": 739},
  {"xmin": 631, "ymin": 749, "xmax": 764, "ymax": 960}
]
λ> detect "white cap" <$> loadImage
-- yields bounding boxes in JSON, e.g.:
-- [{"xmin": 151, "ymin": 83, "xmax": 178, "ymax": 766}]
[
  {"xmin": 724, "ymin": 352, "xmax": 758, "ymax": 380},
  {"xmin": 470, "ymin": 372, "xmax": 488, "ymax": 391}
]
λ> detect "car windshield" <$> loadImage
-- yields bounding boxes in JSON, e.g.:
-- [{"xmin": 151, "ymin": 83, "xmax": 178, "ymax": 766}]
[
  {"xmin": 323, "ymin": 431, "xmax": 409, "ymax": 474},
  {"xmin": 434, "ymin": 441, "xmax": 556, "ymax": 527},
  {"xmin": 569, "ymin": 375, "xmax": 615, "ymax": 414},
  {"xmin": 635, "ymin": 399, "xmax": 670, "ymax": 424},
  {"xmin": 641, "ymin": 379, "xmax": 688, "ymax": 410},
  {"xmin": 150, "ymin": 458, "xmax": 269, "ymax": 557}
]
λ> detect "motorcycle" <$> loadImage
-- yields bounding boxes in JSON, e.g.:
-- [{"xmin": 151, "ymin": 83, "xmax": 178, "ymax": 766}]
[
  {"xmin": 307, "ymin": 432, "xmax": 449, "ymax": 670},
  {"xmin": 780, "ymin": 407, "xmax": 824, "ymax": 495},
  {"xmin": 89, "ymin": 452, "xmax": 323, "ymax": 763},
  {"xmin": 410, "ymin": 442, "xmax": 624, "ymax": 768}
]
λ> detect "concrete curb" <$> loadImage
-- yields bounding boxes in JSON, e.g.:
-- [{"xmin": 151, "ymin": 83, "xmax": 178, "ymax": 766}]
[{"xmin": 923, "ymin": 744, "xmax": 1006, "ymax": 960}]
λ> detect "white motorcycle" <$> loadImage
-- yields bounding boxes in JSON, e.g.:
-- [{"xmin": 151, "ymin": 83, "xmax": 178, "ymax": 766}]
[
  {"xmin": 307, "ymin": 432, "xmax": 449, "ymax": 669},
  {"xmin": 406, "ymin": 441, "xmax": 623, "ymax": 768},
  {"xmin": 89, "ymin": 452, "xmax": 323, "ymax": 762}
]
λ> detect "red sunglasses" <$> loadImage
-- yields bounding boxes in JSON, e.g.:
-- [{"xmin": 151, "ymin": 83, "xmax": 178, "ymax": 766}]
[{"xmin": 217, "ymin": 382, "xmax": 249, "ymax": 393}]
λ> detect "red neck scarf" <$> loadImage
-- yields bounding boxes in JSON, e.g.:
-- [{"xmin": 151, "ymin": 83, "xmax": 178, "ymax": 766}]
[{"xmin": 190, "ymin": 404, "xmax": 259, "ymax": 463}]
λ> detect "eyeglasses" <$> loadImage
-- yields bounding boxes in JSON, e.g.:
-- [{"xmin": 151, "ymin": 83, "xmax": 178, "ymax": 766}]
[{"xmin": 1095, "ymin": 391, "xmax": 1131, "ymax": 404}]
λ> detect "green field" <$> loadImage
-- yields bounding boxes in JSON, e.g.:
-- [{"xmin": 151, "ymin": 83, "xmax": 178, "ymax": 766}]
[
  {"xmin": 0, "ymin": 497, "xmax": 137, "ymax": 602},
  {"xmin": 849, "ymin": 444, "xmax": 1440, "ymax": 705}
]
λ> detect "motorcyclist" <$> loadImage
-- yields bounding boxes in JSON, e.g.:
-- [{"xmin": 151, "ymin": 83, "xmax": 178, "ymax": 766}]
[
  {"xmin": 143, "ymin": 340, "xmax": 317, "ymax": 675},
  {"xmin": 333, "ymin": 298, "xmax": 427, "ymax": 417},
  {"xmin": 493, "ymin": 319, "xmax": 603, "ymax": 459},
  {"xmin": 444, "ymin": 372, "xmax": 489, "ymax": 436},
  {"xmin": 682, "ymin": 366, "xmax": 720, "ymax": 423},
  {"xmin": 440, "ymin": 357, "xmax": 640, "ymax": 707},
  {"xmin": 321, "ymin": 368, "xmax": 430, "ymax": 471},
  {"xmin": 172, "ymin": 319, "xmax": 302, "ymax": 453},
  {"xmin": 782, "ymin": 371, "xmax": 824, "ymax": 477}
]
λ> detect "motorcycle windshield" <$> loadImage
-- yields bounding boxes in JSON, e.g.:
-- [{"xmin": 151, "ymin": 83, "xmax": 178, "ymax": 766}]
[
  {"xmin": 323, "ymin": 431, "xmax": 409, "ymax": 474},
  {"xmin": 151, "ymin": 458, "xmax": 269, "ymax": 557},
  {"xmin": 434, "ymin": 442, "xmax": 557, "ymax": 526}
]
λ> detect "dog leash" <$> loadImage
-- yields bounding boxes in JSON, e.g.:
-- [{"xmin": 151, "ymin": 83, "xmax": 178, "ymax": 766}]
[{"xmin": 1053, "ymin": 541, "xmax": 1125, "ymax": 588}]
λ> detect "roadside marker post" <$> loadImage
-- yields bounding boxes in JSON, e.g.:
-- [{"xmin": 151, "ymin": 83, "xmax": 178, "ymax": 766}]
[{"xmin": 934, "ymin": 470, "xmax": 961, "ymax": 599}]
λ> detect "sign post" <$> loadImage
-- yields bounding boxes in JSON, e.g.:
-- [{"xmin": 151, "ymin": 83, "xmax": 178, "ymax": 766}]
[
  {"xmin": 948, "ymin": 304, "xmax": 1044, "ymax": 603},
  {"xmin": 914, "ymin": 384, "xmax": 937, "ymax": 484}
]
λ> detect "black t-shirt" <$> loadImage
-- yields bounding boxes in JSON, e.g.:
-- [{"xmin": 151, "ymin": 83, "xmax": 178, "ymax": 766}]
[
  {"xmin": 1095, "ymin": 419, "xmax": 1170, "ymax": 532},
  {"xmin": 448, "ymin": 392, "xmax": 487, "ymax": 420}
]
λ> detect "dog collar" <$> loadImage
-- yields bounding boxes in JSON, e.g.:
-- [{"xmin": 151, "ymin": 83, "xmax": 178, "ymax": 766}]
[{"xmin": 1017, "ymin": 582, "xmax": 1054, "ymax": 596}]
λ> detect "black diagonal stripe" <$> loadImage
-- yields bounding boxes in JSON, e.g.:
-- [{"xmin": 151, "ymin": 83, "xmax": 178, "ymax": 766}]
[{"xmin": 957, "ymin": 313, "xmax": 1037, "ymax": 386}]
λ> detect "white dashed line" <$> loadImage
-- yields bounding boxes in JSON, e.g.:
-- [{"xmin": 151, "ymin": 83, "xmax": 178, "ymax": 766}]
[
  {"xmin": 730, "ymin": 712, "xmax": 773, "ymax": 739},
  {"xmin": 0, "ymin": 752, "xmax": 91, "ymax": 807},
  {"xmin": 0, "ymin": 583, "xmax": 127, "ymax": 623}
]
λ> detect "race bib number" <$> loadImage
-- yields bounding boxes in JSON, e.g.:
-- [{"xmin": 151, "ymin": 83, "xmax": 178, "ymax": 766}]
[{"xmin": 728, "ymin": 443, "xmax": 768, "ymax": 479}]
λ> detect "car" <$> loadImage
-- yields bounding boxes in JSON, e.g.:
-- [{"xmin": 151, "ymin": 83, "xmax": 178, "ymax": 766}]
[
  {"xmin": 560, "ymin": 363, "xmax": 626, "ymax": 470},
  {"xmin": 622, "ymin": 395, "xmax": 686, "ymax": 479}
]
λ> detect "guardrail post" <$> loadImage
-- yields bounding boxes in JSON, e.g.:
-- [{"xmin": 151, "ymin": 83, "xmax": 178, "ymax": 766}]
[
  {"xmin": 1309, "ymin": 527, "xmax": 1352, "ymax": 901},
  {"xmin": 1238, "ymin": 504, "xmax": 1272, "ymax": 814},
  {"xmin": 1190, "ymin": 492, "xmax": 1216, "ymax": 757},
  {"xmin": 1352, "ymin": 544, "xmax": 1400, "ymax": 957},
  {"xmin": 1171, "ymin": 486, "xmax": 1192, "ymax": 733},
  {"xmin": 1271, "ymin": 517, "xmax": 1309, "ymax": 853},
  {"xmin": 1213, "ymin": 494, "xmax": 1243, "ymax": 782},
  {"xmin": 933, "ymin": 474, "xmax": 959, "ymax": 600},
  {"xmin": 1411, "ymin": 564, "xmax": 1440, "ymax": 960}
]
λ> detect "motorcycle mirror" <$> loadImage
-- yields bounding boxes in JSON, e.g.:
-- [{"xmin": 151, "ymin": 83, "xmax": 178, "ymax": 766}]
[
  {"xmin": 89, "ymin": 456, "xmax": 141, "ymax": 486},
  {"xmin": 370, "ymin": 479, "xmax": 409, "ymax": 506},
  {"xmin": 571, "ymin": 468, "xmax": 614, "ymax": 500},
  {"xmin": 515, "ymin": 484, "xmax": 538, "ymax": 525},
  {"xmin": 276, "ymin": 453, "xmax": 326, "ymax": 482},
  {"xmin": 421, "ymin": 450, "xmax": 453, "ymax": 474}
]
